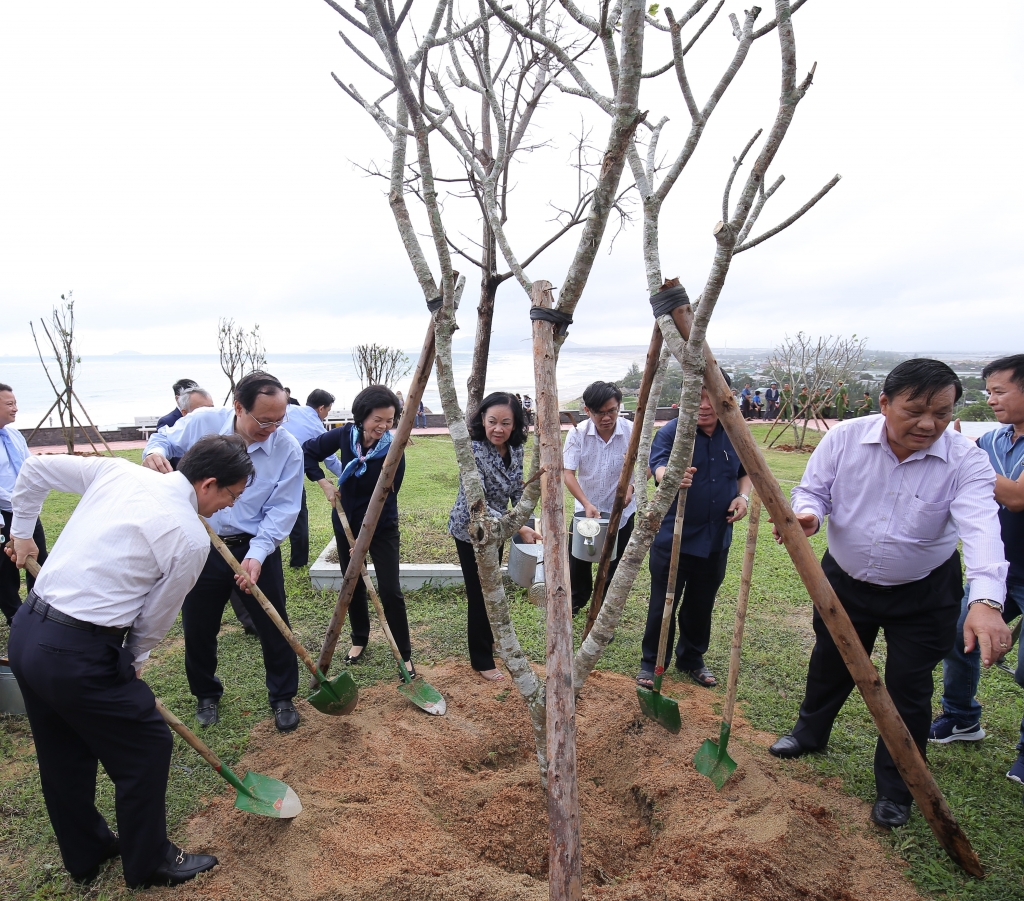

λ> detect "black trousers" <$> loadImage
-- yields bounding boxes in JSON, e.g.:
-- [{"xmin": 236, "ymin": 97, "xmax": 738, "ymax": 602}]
[
  {"xmin": 454, "ymin": 537, "xmax": 499, "ymax": 672},
  {"xmin": 288, "ymin": 487, "xmax": 309, "ymax": 567},
  {"xmin": 641, "ymin": 544, "xmax": 729, "ymax": 672},
  {"xmin": 568, "ymin": 513, "xmax": 635, "ymax": 614},
  {"xmin": 182, "ymin": 540, "xmax": 298, "ymax": 706},
  {"xmin": 8, "ymin": 600, "xmax": 171, "ymax": 886},
  {"xmin": 790, "ymin": 550, "xmax": 962, "ymax": 806},
  {"xmin": 1, "ymin": 509, "xmax": 48, "ymax": 624},
  {"xmin": 330, "ymin": 511, "xmax": 411, "ymax": 659}
]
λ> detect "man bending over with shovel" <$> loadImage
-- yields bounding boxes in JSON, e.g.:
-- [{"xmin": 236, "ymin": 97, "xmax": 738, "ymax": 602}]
[{"xmin": 5, "ymin": 435, "xmax": 254, "ymax": 888}]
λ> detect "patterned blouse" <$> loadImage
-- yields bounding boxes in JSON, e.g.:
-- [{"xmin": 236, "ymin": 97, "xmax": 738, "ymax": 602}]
[{"xmin": 448, "ymin": 440, "xmax": 525, "ymax": 543}]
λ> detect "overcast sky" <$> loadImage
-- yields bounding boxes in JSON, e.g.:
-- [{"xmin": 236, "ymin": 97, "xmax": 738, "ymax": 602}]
[{"xmin": 1, "ymin": 1, "xmax": 1020, "ymax": 359}]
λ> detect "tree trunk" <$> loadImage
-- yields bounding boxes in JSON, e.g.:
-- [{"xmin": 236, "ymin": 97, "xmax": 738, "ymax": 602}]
[{"xmin": 466, "ymin": 227, "xmax": 499, "ymax": 415}]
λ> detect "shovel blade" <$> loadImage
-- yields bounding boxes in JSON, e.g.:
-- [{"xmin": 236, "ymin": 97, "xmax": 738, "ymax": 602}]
[
  {"xmin": 636, "ymin": 686, "xmax": 681, "ymax": 734},
  {"xmin": 694, "ymin": 739, "xmax": 736, "ymax": 790},
  {"xmin": 307, "ymin": 670, "xmax": 359, "ymax": 716},
  {"xmin": 398, "ymin": 680, "xmax": 446, "ymax": 716},
  {"xmin": 234, "ymin": 771, "xmax": 303, "ymax": 819}
]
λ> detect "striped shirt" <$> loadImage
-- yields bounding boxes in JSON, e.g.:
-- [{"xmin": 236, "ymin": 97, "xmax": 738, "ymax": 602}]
[
  {"xmin": 562, "ymin": 418, "xmax": 636, "ymax": 522},
  {"xmin": 0, "ymin": 424, "xmax": 30, "ymax": 511},
  {"xmin": 791, "ymin": 414, "xmax": 1007, "ymax": 603}
]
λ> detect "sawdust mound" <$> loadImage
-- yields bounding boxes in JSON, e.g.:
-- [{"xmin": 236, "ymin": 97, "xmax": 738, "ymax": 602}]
[{"xmin": 170, "ymin": 663, "xmax": 922, "ymax": 901}]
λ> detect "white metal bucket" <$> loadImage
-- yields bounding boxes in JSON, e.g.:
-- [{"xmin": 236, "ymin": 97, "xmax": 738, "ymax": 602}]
[
  {"xmin": 571, "ymin": 512, "xmax": 618, "ymax": 562},
  {"xmin": 0, "ymin": 666, "xmax": 26, "ymax": 716}
]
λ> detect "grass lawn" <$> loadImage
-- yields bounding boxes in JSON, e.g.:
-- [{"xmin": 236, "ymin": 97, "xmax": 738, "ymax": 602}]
[{"xmin": 2, "ymin": 430, "xmax": 1023, "ymax": 900}]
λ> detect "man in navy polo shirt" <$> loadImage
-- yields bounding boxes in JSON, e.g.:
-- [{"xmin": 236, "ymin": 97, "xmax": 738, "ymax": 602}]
[
  {"xmin": 930, "ymin": 354, "xmax": 1024, "ymax": 783},
  {"xmin": 637, "ymin": 371, "xmax": 752, "ymax": 689}
]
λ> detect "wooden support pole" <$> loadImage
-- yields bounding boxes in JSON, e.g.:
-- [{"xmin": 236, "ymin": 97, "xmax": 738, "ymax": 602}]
[
  {"xmin": 661, "ymin": 302, "xmax": 983, "ymax": 877},
  {"xmin": 70, "ymin": 389, "xmax": 116, "ymax": 456},
  {"xmin": 583, "ymin": 322, "xmax": 663, "ymax": 639},
  {"xmin": 530, "ymin": 280, "xmax": 582, "ymax": 901}
]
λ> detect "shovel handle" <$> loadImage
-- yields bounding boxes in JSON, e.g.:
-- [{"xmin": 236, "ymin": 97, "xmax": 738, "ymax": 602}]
[
  {"xmin": 154, "ymin": 698, "xmax": 223, "ymax": 771},
  {"xmin": 200, "ymin": 518, "xmax": 320, "ymax": 679},
  {"xmin": 654, "ymin": 486, "xmax": 687, "ymax": 680},
  {"xmin": 722, "ymin": 492, "xmax": 761, "ymax": 728}
]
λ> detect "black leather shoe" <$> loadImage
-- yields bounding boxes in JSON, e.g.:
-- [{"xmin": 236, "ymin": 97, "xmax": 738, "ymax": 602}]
[
  {"xmin": 196, "ymin": 698, "xmax": 219, "ymax": 727},
  {"xmin": 870, "ymin": 796, "xmax": 911, "ymax": 828},
  {"xmin": 70, "ymin": 832, "xmax": 120, "ymax": 884},
  {"xmin": 768, "ymin": 734, "xmax": 806, "ymax": 759},
  {"xmin": 273, "ymin": 700, "xmax": 300, "ymax": 732},
  {"xmin": 133, "ymin": 843, "xmax": 218, "ymax": 889}
]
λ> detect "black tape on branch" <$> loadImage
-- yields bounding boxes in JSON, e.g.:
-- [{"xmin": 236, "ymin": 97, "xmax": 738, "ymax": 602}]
[
  {"xmin": 529, "ymin": 307, "xmax": 574, "ymax": 337},
  {"xmin": 650, "ymin": 284, "xmax": 690, "ymax": 318},
  {"xmin": 426, "ymin": 296, "xmax": 443, "ymax": 313}
]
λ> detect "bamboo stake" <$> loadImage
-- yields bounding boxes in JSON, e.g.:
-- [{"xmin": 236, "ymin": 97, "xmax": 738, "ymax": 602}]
[
  {"xmin": 531, "ymin": 280, "xmax": 582, "ymax": 901},
  {"xmin": 661, "ymin": 302, "xmax": 983, "ymax": 877},
  {"xmin": 70, "ymin": 389, "xmax": 116, "ymax": 456},
  {"xmin": 24, "ymin": 397, "xmax": 61, "ymax": 446}
]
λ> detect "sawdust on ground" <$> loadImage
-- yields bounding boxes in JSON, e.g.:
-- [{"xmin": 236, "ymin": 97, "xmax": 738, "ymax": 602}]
[{"xmin": 166, "ymin": 663, "xmax": 923, "ymax": 901}]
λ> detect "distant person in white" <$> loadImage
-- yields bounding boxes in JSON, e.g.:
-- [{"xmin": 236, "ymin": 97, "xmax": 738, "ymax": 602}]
[
  {"xmin": 5, "ymin": 435, "xmax": 253, "ymax": 888},
  {"xmin": 280, "ymin": 388, "xmax": 341, "ymax": 568},
  {"xmin": 768, "ymin": 359, "xmax": 1010, "ymax": 830},
  {"xmin": 0, "ymin": 382, "xmax": 48, "ymax": 624},
  {"xmin": 562, "ymin": 381, "xmax": 636, "ymax": 615}
]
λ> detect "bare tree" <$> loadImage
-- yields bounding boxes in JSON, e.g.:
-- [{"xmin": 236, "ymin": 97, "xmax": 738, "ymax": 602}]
[
  {"xmin": 218, "ymin": 318, "xmax": 267, "ymax": 403},
  {"xmin": 351, "ymin": 342, "xmax": 412, "ymax": 388}
]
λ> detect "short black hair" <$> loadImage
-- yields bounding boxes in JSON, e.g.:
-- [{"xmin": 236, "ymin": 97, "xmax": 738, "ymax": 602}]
[
  {"xmin": 469, "ymin": 392, "xmax": 528, "ymax": 447},
  {"xmin": 0, "ymin": 383, "xmax": 11, "ymax": 393},
  {"xmin": 234, "ymin": 371, "xmax": 285, "ymax": 411},
  {"xmin": 719, "ymin": 368, "xmax": 733, "ymax": 388},
  {"xmin": 178, "ymin": 434, "xmax": 255, "ymax": 488},
  {"xmin": 582, "ymin": 381, "xmax": 622, "ymax": 411},
  {"xmin": 173, "ymin": 378, "xmax": 198, "ymax": 398},
  {"xmin": 982, "ymin": 354, "xmax": 1024, "ymax": 391},
  {"xmin": 351, "ymin": 385, "xmax": 402, "ymax": 431},
  {"xmin": 881, "ymin": 358, "xmax": 962, "ymax": 404},
  {"xmin": 306, "ymin": 388, "xmax": 336, "ymax": 408}
]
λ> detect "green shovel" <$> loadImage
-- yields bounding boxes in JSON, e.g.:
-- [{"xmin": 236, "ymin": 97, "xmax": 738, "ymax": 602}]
[
  {"xmin": 155, "ymin": 699, "xmax": 302, "ymax": 818},
  {"xmin": 333, "ymin": 499, "xmax": 446, "ymax": 716},
  {"xmin": 637, "ymin": 487, "xmax": 685, "ymax": 734},
  {"xmin": 202, "ymin": 519, "xmax": 358, "ymax": 717},
  {"xmin": 694, "ymin": 492, "xmax": 761, "ymax": 789}
]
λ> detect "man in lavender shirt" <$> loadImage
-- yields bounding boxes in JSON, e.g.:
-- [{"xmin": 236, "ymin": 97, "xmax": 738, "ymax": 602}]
[{"xmin": 768, "ymin": 359, "xmax": 1010, "ymax": 829}]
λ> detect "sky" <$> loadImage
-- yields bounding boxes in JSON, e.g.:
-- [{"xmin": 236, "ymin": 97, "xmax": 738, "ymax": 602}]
[{"xmin": 1, "ymin": 1, "xmax": 1020, "ymax": 359}]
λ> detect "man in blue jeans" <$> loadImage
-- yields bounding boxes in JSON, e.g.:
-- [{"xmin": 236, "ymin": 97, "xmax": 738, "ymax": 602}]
[{"xmin": 929, "ymin": 354, "xmax": 1024, "ymax": 784}]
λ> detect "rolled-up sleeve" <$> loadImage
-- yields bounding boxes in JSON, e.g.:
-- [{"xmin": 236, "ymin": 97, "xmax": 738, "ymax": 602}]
[{"xmin": 953, "ymin": 446, "xmax": 1008, "ymax": 605}]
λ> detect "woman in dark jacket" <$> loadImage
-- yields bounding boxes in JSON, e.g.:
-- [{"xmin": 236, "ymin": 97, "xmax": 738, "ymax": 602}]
[{"xmin": 302, "ymin": 385, "xmax": 413, "ymax": 675}]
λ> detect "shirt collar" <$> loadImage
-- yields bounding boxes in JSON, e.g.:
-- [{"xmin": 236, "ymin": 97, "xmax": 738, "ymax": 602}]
[
  {"xmin": 995, "ymin": 423, "xmax": 1023, "ymax": 448},
  {"xmin": 224, "ymin": 411, "xmax": 275, "ymax": 455},
  {"xmin": 169, "ymin": 471, "xmax": 200, "ymax": 512}
]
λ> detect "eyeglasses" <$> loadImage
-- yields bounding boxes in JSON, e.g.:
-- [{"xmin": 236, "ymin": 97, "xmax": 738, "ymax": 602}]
[
  {"xmin": 247, "ymin": 411, "xmax": 288, "ymax": 429},
  {"xmin": 592, "ymin": 406, "xmax": 620, "ymax": 420},
  {"xmin": 225, "ymin": 486, "xmax": 241, "ymax": 503}
]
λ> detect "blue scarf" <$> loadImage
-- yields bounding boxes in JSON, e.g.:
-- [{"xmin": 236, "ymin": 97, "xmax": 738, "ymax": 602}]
[{"xmin": 338, "ymin": 425, "xmax": 392, "ymax": 484}]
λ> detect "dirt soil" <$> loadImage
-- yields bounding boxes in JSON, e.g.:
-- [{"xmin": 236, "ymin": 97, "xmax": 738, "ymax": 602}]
[{"xmin": 168, "ymin": 663, "xmax": 923, "ymax": 901}]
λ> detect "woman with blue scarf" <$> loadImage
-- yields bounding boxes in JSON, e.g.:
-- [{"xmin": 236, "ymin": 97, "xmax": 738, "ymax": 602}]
[{"xmin": 302, "ymin": 385, "xmax": 413, "ymax": 675}]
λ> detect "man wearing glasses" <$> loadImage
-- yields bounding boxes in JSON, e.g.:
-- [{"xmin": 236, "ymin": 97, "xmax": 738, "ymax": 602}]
[
  {"xmin": 143, "ymin": 371, "xmax": 304, "ymax": 733},
  {"xmin": 563, "ymin": 381, "xmax": 636, "ymax": 615}
]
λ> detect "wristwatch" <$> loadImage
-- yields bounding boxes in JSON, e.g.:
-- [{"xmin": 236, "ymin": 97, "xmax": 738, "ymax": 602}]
[
  {"xmin": 968, "ymin": 598, "xmax": 1004, "ymax": 612},
  {"xmin": 736, "ymin": 493, "xmax": 750, "ymax": 504}
]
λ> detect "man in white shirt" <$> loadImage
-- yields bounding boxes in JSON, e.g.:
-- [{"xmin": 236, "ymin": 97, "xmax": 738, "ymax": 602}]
[
  {"xmin": 0, "ymin": 383, "xmax": 48, "ymax": 624},
  {"xmin": 280, "ymin": 388, "xmax": 341, "ymax": 568},
  {"xmin": 768, "ymin": 359, "xmax": 1010, "ymax": 829},
  {"xmin": 6, "ymin": 435, "xmax": 253, "ymax": 888},
  {"xmin": 563, "ymin": 381, "xmax": 636, "ymax": 615}
]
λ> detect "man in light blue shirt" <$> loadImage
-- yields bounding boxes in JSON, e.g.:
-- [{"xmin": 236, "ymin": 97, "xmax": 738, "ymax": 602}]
[
  {"xmin": 0, "ymin": 383, "xmax": 48, "ymax": 624},
  {"xmin": 143, "ymin": 371, "xmax": 304, "ymax": 732},
  {"xmin": 281, "ymin": 389, "xmax": 341, "ymax": 567}
]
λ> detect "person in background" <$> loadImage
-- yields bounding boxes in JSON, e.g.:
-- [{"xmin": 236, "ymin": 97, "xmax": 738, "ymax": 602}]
[
  {"xmin": 765, "ymin": 382, "xmax": 781, "ymax": 420},
  {"xmin": 303, "ymin": 386, "xmax": 414, "ymax": 674},
  {"xmin": 415, "ymin": 399, "xmax": 427, "ymax": 429},
  {"xmin": 0, "ymin": 383, "xmax": 48, "ymax": 625},
  {"xmin": 284, "ymin": 388, "xmax": 301, "ymax": 407},
  {"xmin": 739, "ymin": 383, "xmax": 752, "ymax": 419},
  {"xmin": 449, "ymin": 392, "xmax": 541, "ymax": 683},
  {"xmin": 164, "ymin": 388, "xmax": 215, "ymax": 471},
  {"xmin": 522, "ymin": 394, "xmax": 534, "ymax": 426},
  {"xmin": 156, "ymin": 379, "xmax": 198, "ymax": 430},
  {"xmin": 281, "ymin": 389, "xmax": 341, "ymax": 568},
  {"xmin": 835, "ymin": 381, "xmax": 849, "ymax": 421},
  {"xmin": 857, "ymin": 391, "xmax": 873, "ymax": 416},
  {"xmin": 637, "ymin": 370, "xmax": 751, "ymax": 690},
  {"xmin": 779, "ymin": 382, "xmax": 793, "ymax": 420},
  {"xmin": 142, "ymin": 371, "xmax": 304, "ymax": 733},
  {"xmin": 6, "ymin": 435, "xmax": 253, "ymax": 888},
  {"xmin": 768, "ymin": 359, "xmax": 1008, "ymax": 830},
  {"xmin": 751, "ymin": 390, "xmax": 764, "ymax": 420},
  {"xmin": 563, "ymin": 381, "xmax": 635, "ymax": 616},
  {"xmin": 929, "ymin": 354, "xmax": 1024, "ymax": 785}
]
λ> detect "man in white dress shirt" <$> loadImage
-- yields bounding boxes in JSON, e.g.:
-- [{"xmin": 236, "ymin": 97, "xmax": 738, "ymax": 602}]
[
  {"xmin": 768, "ymin": 359, "xmax": 1010, "ymax": 829},
  {"xmin": 143, "ymin": 371, "xmax": 304, "ymax": 732},
  {"xmin": 0, "ymin": 383, "xmax": 49, "ymax": 624},
  {"xmin": 6, "ymin": 435, "xmax": 253, "ymax": 888},
  {"xmin": 280, "ymin": 388, "xmax": 341, "ymax": 568},
  {"xmin": 563, "ymin": 381, "xmax": 636, "ymax": 615}
]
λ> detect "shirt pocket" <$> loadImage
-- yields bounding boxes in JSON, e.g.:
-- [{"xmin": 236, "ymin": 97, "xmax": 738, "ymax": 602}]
[
  {"xmin": 244, "ymin": 476, "xmax": 278, "ymax": 511},
  {"xmin": 903, "ymin": 497, "xmax": 951, "ymax": 542}
]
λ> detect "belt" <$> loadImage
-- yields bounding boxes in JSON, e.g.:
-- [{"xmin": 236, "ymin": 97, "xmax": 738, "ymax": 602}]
[
  {"xmin": 217, "ymin": 533, "xmax": 254, "ymax": 547},
  {"xmin": 25, "ymin": 592, "xmax": 130, "ymax": 640}
]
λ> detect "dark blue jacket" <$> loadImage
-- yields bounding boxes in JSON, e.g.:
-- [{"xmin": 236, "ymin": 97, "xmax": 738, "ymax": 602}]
[
  {"xmin": 156, "ymin": 407, "xmax": 183, "ymax": 430},
  {"xmin": 650, "ymin": 418, "xmax": 745, "ymax": 556}
]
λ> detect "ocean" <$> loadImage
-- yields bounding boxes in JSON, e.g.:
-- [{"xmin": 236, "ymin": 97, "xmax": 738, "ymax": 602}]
[{"xmin": 0, "ymin": 348, "xmax": 649, "ymax": 430}]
